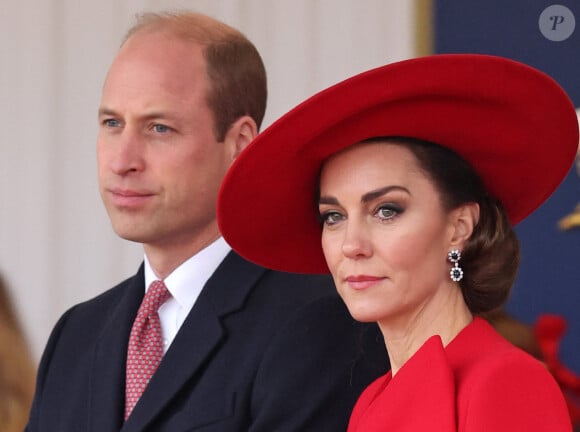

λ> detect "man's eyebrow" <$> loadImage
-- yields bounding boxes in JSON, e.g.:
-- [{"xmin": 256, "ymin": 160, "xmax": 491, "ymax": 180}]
[
  {"xmin": 98, "ymin": 107, "xmax": 117, "ymax": 117},
  {"xmin": 97, "ymin": 108, "xmax": 178, "ymax": 121}
]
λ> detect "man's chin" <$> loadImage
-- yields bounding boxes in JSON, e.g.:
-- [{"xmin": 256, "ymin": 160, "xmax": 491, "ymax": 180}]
[{"xmin": 110, "ymin": 224, "xmax": 149, "ymax": 244}]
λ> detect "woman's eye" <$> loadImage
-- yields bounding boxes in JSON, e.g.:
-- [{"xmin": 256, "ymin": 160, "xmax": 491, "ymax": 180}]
[
  {"xmin": 376, "ymin": 205, "xmax": 401, "ymax": 220},
  {"xmin": 321, "ymin": 211, "xmax": 344, "ymax": 226}
]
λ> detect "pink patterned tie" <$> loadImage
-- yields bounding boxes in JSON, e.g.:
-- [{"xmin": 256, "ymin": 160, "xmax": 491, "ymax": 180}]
[{"xmin": 125, "ymin": 280, "xmax": 171, "ymax": 419}]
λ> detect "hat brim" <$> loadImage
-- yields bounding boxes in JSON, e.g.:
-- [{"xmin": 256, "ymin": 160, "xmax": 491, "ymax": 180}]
[{"xmin": 218, "ymin": 54, "xmax": 578, "ymax": 274}]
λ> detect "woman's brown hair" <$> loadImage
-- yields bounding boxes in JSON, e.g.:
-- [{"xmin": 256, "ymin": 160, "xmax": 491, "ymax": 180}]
[{"xmin": 371, "ymin": 137, "xmax": 520, "ymax": 314}]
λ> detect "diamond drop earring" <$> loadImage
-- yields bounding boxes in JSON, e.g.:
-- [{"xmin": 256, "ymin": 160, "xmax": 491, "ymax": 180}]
[{"xmin": 447, "ymin": 249, "xmax": 464, "ymax": 282}]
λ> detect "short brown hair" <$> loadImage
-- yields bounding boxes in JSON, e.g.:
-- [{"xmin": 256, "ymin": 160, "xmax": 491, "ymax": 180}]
[{"xmin": 124, "ymin": 11, "xmax": 267, "ymax": 141}]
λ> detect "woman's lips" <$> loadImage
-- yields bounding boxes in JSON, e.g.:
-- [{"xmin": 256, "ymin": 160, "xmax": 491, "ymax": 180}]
[{"xmin": 345, "ymin": 275, "xmax": 385, "ymax": 290}]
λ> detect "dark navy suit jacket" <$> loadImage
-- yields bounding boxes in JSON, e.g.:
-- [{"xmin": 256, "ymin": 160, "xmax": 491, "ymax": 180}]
[{"xmin": 27, "ymin": 252, "xmax": 388, "ymax": 431}]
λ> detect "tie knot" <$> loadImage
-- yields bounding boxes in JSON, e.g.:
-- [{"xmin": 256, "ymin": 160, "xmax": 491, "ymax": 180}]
[{"xmin": 141, "ymin": 280, "xmax": 171, "ymax": 316}]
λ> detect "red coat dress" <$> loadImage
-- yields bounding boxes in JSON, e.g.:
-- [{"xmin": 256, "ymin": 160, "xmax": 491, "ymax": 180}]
[{"xmin": 348, "ymin": 317, "xmax": 571, "ymax": 431}]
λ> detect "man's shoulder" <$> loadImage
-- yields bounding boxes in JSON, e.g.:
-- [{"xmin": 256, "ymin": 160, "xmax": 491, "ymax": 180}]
[
  {"xmin": 75, "ymin": 272, "xmax": 139, "ymax": 309},
  {"xmin": 52, "ymin": 271, "xmax": 141, "ymax": 333},
  {"xmin": 260, "ymin": 268, "xmax": 335, "ymax": 292},
  {"xmin": 206, "ymin": 251, "xmax": 337, "ymax": 312},
  {"xmin": 239, "ymin": 266, "xmax": 338, "ymax": 313}
]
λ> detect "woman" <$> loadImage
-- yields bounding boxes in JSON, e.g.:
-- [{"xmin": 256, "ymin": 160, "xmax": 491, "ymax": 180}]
[{"xmin": 217, "ymin": 54, "xmax": 578, "ymax": 430}]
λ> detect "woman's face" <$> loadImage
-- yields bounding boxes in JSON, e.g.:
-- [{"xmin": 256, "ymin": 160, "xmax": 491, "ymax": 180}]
[{"xmin": 318, "ymin": 141, "xmax": 463, "ymax": 327}]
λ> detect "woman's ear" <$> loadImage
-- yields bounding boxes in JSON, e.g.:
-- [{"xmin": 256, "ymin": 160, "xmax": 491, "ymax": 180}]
[
  {"xmin": 449, "ymin": 202, "xmax": 480, "ymax": 248},
  {"xmin": 224, "ymin": 115, "xmax": 258, "ymax": 159}
]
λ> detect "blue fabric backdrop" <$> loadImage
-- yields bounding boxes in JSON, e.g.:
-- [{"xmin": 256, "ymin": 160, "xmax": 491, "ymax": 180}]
[{"xmin": 435, "ymin": 0, "xmax": 580, "ymax": 371}]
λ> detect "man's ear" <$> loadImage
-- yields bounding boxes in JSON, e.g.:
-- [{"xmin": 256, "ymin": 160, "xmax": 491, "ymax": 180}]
[
  {"xmin": 449, "ymin": 202, "xmax": 480, "ymax": 248},
  {"xmin": 224, "ymin": 115, "xmax": 258, "ymax": 159}
]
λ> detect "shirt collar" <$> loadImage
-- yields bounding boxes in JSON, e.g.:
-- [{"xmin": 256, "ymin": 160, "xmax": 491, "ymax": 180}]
[{"xmin": 144, "ymin": 237, "xmax": 231, "ymax": 308}]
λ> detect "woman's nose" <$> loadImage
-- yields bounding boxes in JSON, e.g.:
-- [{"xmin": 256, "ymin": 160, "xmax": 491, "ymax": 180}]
[{"xmin": 341, "ymin": 219, "xmax": 372, "ymax": 259}]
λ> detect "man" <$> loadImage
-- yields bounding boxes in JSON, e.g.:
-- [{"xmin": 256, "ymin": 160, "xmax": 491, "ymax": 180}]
[{"xmin": 26, "ymin": 11, "xmax": 387, "ymax": 432}]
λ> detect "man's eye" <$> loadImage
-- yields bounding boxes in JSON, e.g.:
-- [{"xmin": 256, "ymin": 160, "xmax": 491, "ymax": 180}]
[
  {"xmin": 103, "ymin": 119, "xmax": 121, "ymax": 128},
  {"xmin": 153, "ymin": 124, "xmax": 171, "ymax": 133}
]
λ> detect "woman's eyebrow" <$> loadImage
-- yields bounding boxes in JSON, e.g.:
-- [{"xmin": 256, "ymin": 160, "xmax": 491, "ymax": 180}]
[
  {"xmin": 318, "ymin": 185, "xmax": 410, "ymax": 206},
  {"xmin": 318, "ymin": 196, "xmax": 339, "ymax": 205},
  {"xmin": 361, "ymin": 185, "xmax": 410, "ymax": 203}
]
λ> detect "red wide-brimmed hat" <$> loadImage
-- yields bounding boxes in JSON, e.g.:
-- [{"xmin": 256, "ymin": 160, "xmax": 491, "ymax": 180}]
[{"xmin": 218, "ymin": 54, "xmax": 578, "ymax": 274}]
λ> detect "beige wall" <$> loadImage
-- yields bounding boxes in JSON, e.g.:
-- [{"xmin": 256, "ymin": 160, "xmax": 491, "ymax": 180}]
[{"xmin": 0, "ymin": 0, "xmax": 419, "ymax": 358}]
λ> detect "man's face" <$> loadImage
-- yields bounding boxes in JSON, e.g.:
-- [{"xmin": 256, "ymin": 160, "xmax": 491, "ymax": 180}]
[{"xmin": 97, "ymin": 31, "xmax": 233, "ymax": 254}]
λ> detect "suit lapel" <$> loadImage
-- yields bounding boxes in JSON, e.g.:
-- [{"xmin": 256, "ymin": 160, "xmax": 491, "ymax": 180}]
[
  {"xmin": 89, "ymin": 267, "xmax": 145, "ymax": 432},
  {"xmin": 121, "ymin": 252, "xmax": 266, "ymax": 432}
]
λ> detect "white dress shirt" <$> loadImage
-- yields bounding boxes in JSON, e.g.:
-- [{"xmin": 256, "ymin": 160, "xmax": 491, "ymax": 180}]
[{"xmin": 143, "ymin": 237, "xmax": 231, "ymax": 353}]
